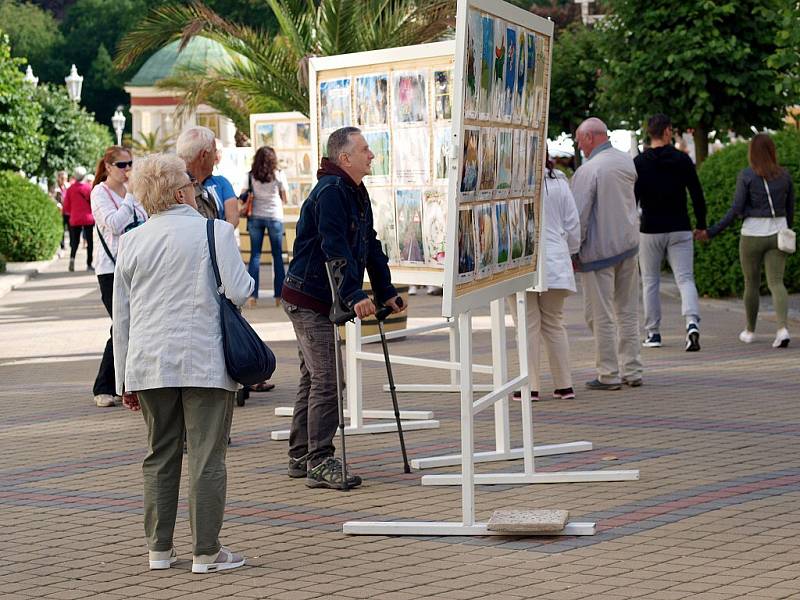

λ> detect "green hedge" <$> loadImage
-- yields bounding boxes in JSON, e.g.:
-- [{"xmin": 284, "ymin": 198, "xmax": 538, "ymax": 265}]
[
  {"xmin": 695, "ymin": 129, "xmax": 800, "ymax": 298},
  {"xmin": 0, "ymin": 171, "xmax": 62, "ymax": 261}
]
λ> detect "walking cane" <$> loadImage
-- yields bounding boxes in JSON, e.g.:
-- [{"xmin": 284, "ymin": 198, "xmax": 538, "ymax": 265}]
[
  {"xmin": 325, "ymin": 258, "xmax": 356, "ymax": 491},
  {"xmin": 375, "ymin": 301, "xmax": 411, "ymax": 473}
]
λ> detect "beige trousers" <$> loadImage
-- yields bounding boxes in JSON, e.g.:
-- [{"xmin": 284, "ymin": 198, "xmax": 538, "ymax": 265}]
[
  {"xmin": 581, "ymin": 254, "xmax": 643, "ymax": 384},
  {"xmin": 507, "ymin": 289, "xmax": 574, "ymax": 391}
]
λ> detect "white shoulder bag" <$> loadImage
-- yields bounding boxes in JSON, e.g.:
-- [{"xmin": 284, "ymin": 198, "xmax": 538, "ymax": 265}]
[{"xmin": 763, "ymin": 178, "xmax": 796, "ymax": 254}]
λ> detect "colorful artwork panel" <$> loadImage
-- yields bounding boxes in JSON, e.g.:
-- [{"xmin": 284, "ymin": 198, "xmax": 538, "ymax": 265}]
[
  {"xmin": 526, "ymin": 132, "xmax": 539, "ymax": 190},
  {"xmin": 479, "ymin": 14, "xmax": 494, "ymax": 117},
  {"xmin": 396, "ymin": 189, "xmax": 425, "ymax": 263},
  {"xmin": 511, "ymin": 128, "xmax": 527, "ymax": 192},
  {"xmin": 465, "ymin": 10, "xmax": 482, "ymax": 118},
  {"xmin": 371, "ymin": 187, "xmax": 399, "ymax": 263},
  {"xmin": 320, "ymin": 79, "xmax": 351, "ymax": 131},
  {"xmin": 275, "ymin": 122, "xmax": 296, "ymax": 148},
  {"xmin": 255, "ymin": 123, "xmax": 274, "ymax": 148},
  {"xmin": 296, "ymin": 150, "xmax": 313, "ymax": 176},
  {"xmin": 524, "ymin": 200, "xmax": 536, "ymax": 258},
  {"xmin": 393, "ymin": 127, "xmax": 430, "ymax": 184},
  {"xmin": 356, "ymin": 74, "xmax": 388, "ymax": 126},
  {"xmin": 474, "ymin": 203, "xmax": 495, "ymax": 278},
  {"xmin": 434, "ymin": 126, "xmax": 451, "ymax": 182},
  {"xmin": 478, "ymin": 128, "xmax": 497, "ymax": 192},
  {"xmin": 297, "ymin": 123, "xmax": 311, "ymax": 146},
  {"xmin": 458, "ymin": 208, "xmax": 476, "ymax": 282},
  {"xmin": 393, "ymin": 71, "xmax": 427, "ymax": 124},
  {"xmin": 434, "ymin": 70, "xmax": 453, "ymax": 121},
  {"xmin": 495, "ymin": 129, "xmax": 513, "ymax": 191},
  {"xmin": 423, "ymin": 188, "xmax": 447, "ymax": 266},
  {"xmin": 509, "ymin": 198, "xmax": 525, "ymax": 262},
  {"xmin": 525, "ymin": 33, "xmax": 537, "ymax": 126},
  {"xmin": 495, "ymin": 201, "xmax": 510, "ymax": 270},
  {"xmin": 460, "ymin": 126, "xmax": 480, "ymax": 195},
  {"xmin": 364, "ymin": 131, "xmax": 390, "ymax": 178},
  {"xmin": 503, "ymin": 26, "xmax": 517, "ymax": 120},
  {"xmin": 492, "ymin": 18, "xmax": 506, "ymax": 119},
  {"xmin": 514, "ymin": 30, "xmax": 527, "ymax": 123},
  {"xmin": 278, "ymin": 153, "xmax": 296, "ymax": 178}
]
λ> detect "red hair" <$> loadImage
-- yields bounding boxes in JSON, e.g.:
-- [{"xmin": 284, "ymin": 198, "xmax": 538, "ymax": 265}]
[{"xmin": 92, "ymin": 146, "xmax": 131, "ymax": 188}]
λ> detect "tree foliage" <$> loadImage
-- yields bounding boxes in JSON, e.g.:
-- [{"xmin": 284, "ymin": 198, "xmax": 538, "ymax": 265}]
[
  {"xmin": 0, "ymin": 33, "xmax": 45, "ymax": 173},
  {"xmin": 0, "ymin": 0, "xmax": 63, "ymax": 81},
  {"xmin": 0, "ymin": 170, "xmax": 62, "ymax": 261},
  {"xmin": 114, "ymin": 0, "xmax": 455, "ymax": 127},
  {"xmin": 34, "ymin": 83, "xmax": 112, "ymax": 183},
  {"xmin": 768, "ymin": 1, "xmax": 800, "ymax": 109},
  {"xmin": 598, "ymin": 0, "xmax": 790, "ymax": 164}
]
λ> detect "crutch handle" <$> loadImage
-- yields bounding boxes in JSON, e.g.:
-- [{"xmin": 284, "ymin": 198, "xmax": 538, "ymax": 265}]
[
  {"xmin": 325, "ymin": 258, "xmax": 357, "ymax": 325},
  {"xmin": 375, "ymin": 296, "xmax": 404, "ymax": 322}
]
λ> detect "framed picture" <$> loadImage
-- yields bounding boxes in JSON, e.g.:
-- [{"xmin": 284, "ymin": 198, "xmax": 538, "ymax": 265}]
[
  {"xmin": 460, "ymin": 125, "xmax": 480, "ymax": 197},
  {"xmin": 320, "ymin": 78, "xmax": 352, "ymax": 130},
  {"xmin": 255, "ymin": 123, "xmax": 274, "ymax": 147},
  {"xmin": 393, "ymin": 71, "xmax": 427, "ymax": 124},
  {"xmin": 433, "ymin": 69, "xmax": 453, "ymax": 121},
  {"xmin": 494, "ymin": 201, "xmax": 510, "ymax": 271},
  {"xmin": 433, "ymin": 126, "xmax": 452, "ymax": 182},
  {"xmin": 457, "ymin": 207, "xmax": 476, "ymax": 283},
  {"xmin": 474, "ymin": 203, "xmax": 495, "ymax": 279},
  {"xmin": 495, "ymin": 129, "xmax": 513, "ymax": 194},
  {"xmin": 356, "ymin": 74, "xmax": 389, "ymax": 126},
  {"xmin": 509, "ymin": 198, "xmax": 525, "ymax": 264},
  {"xmin": 396, "ymin": 189, "xmax": 425, "ymax": 263},
  {"xmin": 393, "ymin": 127, "xmax": 430, "ymax": 184},
  {"xmin": 502, "ymin": 25, "xmax": 517, "ymax": 122},
  {"xmin": 364, "ymin": 130, "xmax": 391, "ymax": 179},
  {"xmin": 478, "ymin": 127, "xmax": 497, "ymax": 195},
  {"xmin": 423, "ymin": 188, "xmax": 447, "ymax": 265},
  {"xmin": 465, "ymin": 11, "xmax": 482, "ymax": 119},
  {"xmin": 297, "ymin": 123, "xmax": 311, "ymax": 146},
  {"xmin": 371, "ymin": 187, "xmax": 400, "ymax": 263}
]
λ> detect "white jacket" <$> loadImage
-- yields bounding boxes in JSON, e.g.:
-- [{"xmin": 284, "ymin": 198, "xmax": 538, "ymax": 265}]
[
  {"xmin": 91, "ymin": 183, "xmax": 148, "ymax": 276},
  {"xmin": 542, "ymin": 171, "xmax": 581, "ymax": 291},
  {"xmin": 113, "ymin": 205, "xmax": 254, "ymax": 394}
]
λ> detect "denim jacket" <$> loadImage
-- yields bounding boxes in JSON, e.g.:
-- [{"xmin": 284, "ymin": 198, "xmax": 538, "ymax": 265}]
[{"xmin": 284, "ymin": 159, "xmax": 396, "ymax": 308}]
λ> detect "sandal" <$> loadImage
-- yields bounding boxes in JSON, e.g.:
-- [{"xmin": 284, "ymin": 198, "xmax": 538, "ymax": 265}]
[{"xmin": 248, "ymin": 381, "xmax": 275, "ymax": 393}]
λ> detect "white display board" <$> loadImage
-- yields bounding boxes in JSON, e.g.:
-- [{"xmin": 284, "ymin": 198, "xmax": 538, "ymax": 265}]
[
  {"xmin": 249, "ymin": 111, "xmax": 313, "ymax": 211},
  {"xmin": 308, "ymin": 42, "xmax": 456, "ymax": 287},
  {"xmin": 442, "ymin": 0, "xmax": 552, "ymax": 317}
]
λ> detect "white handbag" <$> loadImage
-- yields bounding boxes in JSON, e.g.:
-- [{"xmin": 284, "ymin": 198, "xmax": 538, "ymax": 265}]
[{"xmin": 763, "ymin": 178, "xmax": 796, "ymax": 254}]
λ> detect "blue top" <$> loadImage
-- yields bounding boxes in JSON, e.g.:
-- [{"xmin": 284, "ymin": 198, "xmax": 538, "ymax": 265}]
[{"xmin": 203, "ymin": 174, "xmax": 236, "ymax": 218}]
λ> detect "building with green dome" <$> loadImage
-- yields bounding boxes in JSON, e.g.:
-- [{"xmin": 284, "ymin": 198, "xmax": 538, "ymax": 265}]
[{"xmin": 124, "ymin": 37, "xmax": 238, "ymax": 148}]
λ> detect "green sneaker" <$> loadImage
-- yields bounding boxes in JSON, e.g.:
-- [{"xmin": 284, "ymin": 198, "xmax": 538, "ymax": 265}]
[
  {"xmin": 287, "ymin": 454, "xmax": 308, "ymax": 478},
  {"xmin": 306, "ymin": 456, "xmax": 362, "ymax": 490}
]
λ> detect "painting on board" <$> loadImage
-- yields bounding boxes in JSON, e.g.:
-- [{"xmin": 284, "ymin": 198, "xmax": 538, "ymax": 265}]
[
  {"xmin": 474, "ymin": 203, "xmax": 495, "ymax": 278},
  {"xmin": 503, "ymin": 25, "xmax": 517, "ymax": 121},
  {"xmin": 434, "ymin": 70, "xmax": 452, "ymax": 121},
  {"xmin": 478, "ymin": 128, "xmax": 496, "ymax": 193},
  {"xmin": 364, "ymin": 131, "xmax": 390, "ymax": 178},
  {"xmin": 274, "ymin": 122, "xmax": 296, "ymax": 148},
  {"xmin": 527, "ymin": 132, "xmax": 539, "ymax": 191},
  {"xmin": 396, "ymin": 189, "xmax": 425, "ymax": 263},
  {"xmin": 509, "ymin": 198, "xmax": 525, "ymax": 263},
  {"xmin": 524, "ymin": 200, "xmax": 536, "ymax": 258},
  {"xmin": 300, "ymin": 183, "xmax": 312, "ymax": 203},
  {"xmin": 460, "ymin": 126, "xmax": 479, "ymax": 196},
  {"xmin": 513, "ymin": 30, "xmax": 527, "ymax": 123},
  {"xmin": 465, "ymin": 10, "xmax": 482, "ymax": 119},
  {"xmin": 495, "ymin": 129, "xmax": 513, "ymax": 192},
  {"xmin": 495, "ymin": 201, "xmax": 510, "ymax": 270},
  {"xmin": 492, "ymin": 18, "xmax": 506, "ymax": 119},
  {"xmin": 297, "ymin": 123, "xmax": 311, "ymax": 146},
  {"xmin": 319, "ymin": 78, "xmax": 351, "ymax": 130},
  {"xmin": 393, "ymin": 127, "xmax": 430, "ymax": 184},
  {"xmin": 393, "ymin": 71, "xmax": 427, "ymax": 124},
  {"xmin": 278, "ymin": 153, "xmax": 296, "ymax": 178},
  {"xmin": 423, "ymin": 188, "xmax": 447, "ymax": 266},
  {"xmin": 287, "ymin": 182, "xmax": 301, "ymax": 206},
  {"xmin": 255, "ymin": 123, "xmax": 274, "ymax": 147},
  {"xmin": 525, "ymin": 33, "xmax": 537, "ymax": 126},
  {"xmin": 511, "ymin": 128, "xmax": 527, "ymax": 192},
  {"xmin": 296, "ymin": 150, "xmax": 313, "ymax": 176},
  {"xmin": 478, "ymin": 14, "xmax": 494, "ymax": 118},
  {"xmin": 433, "ymin": 126, "xmax": 451, "ymax": 182},
  {"xmin": 371, "ymin": 187, "xmax": 399, "ymax": 263},
  {"xmin": 457, "ymin": 208, "xmax": 476, "ymax": 283},
  {"xmin": 356, "ymin": 74, "xmax": 388, "ymax": 126}
]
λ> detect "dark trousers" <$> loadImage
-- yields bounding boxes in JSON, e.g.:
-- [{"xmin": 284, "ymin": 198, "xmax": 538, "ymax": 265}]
[
  {"xmin": 284, "ymin": 302, "xmax": 338, "ymax": 467},
  {"xmin": 68, "ymin": 225, "xmax": 93, "ymax": 267},
  {"xmin": 61, "ymin": 215, "xmax": 69, "ymax": 250},
  {"xmin": 93, "ymin": 274, "xmax": 116, "ymax": 396}
]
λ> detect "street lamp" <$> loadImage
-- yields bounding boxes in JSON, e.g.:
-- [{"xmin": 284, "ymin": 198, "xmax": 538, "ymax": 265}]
[
  {"xmin": 112, "ymin": 108, "xmax": 126, "ymax": 146},
  {"xmin": 65, "ymin": 64, "xmax": 83, "ymax": 102},
  {"xmin": 24, "ymin": 65, "xmax": 38, "ymax": 86}
]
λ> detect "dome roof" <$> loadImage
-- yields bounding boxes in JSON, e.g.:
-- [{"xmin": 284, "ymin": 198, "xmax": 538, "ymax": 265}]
[{"xmin": 127, "ymin": 37, "xmax": 236, "ymax": 87}]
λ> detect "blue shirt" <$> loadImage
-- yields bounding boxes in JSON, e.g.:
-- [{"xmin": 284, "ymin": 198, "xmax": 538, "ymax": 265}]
[{"xmin": 202, "ymin": 174, "xmax": 236, "ymax": 219}]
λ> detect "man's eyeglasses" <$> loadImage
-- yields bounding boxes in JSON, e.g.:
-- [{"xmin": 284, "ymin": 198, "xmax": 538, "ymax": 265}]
[{"xmin": 113, "ymin": 160, "xmax": 134, "ymax": 169}]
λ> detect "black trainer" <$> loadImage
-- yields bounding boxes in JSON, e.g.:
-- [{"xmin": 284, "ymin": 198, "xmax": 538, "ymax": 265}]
[
  {"xmin": 685, "ymin": 324, "xmax": 700, "ymax": 352},
  {"xmin": 306, "ymin": 456, "xmax": 362, "ymax": 490},
  {"xmin": 642, "ymin": 333, "xmax": 662, "ymax": 348},
  {"xmin": 288, "ymin": 454, "xmax": 308, "ymax": 478}
]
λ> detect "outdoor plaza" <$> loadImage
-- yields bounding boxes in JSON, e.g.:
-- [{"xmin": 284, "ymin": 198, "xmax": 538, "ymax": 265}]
[{"xmin": 1, "ymin": 251, "xmax": 799, "ymax": 600}]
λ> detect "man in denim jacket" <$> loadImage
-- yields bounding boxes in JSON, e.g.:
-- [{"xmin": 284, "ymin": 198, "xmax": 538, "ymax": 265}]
[{"xmin": 281, "ymin": 126, "xmax": 403, "ymax": 489}]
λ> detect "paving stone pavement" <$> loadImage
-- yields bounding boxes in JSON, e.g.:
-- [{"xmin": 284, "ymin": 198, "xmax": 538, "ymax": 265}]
[{"xmin": 2, "ymin": 251, "xmax": 799, "ymax": 600}]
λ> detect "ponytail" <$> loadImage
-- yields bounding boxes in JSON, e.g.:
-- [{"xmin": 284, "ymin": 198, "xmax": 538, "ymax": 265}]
[{"xmin": 92, "ymin": 145, "xmax": 129, "ymax": 188}]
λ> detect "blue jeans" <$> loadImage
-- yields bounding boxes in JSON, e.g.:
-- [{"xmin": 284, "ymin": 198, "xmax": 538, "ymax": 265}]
[{"xmin": 248, "ymin": 217, "xmax": 285, "ymax": 298}]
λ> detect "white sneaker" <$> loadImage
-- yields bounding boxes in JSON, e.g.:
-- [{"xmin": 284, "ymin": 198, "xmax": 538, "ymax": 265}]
[
  {"xmin": 192, "ymin": 546, "xmax": 245, "ymax": 574},
  {"xmin": 772, "ymin": 328, "xmax": 790, "ymax": 348},
  {"xmin": 149, "ymin": 548, "xmax": 177, "ymax": 570},
  {"xmin": 94, "ymin": 394, "xmax": 116, "ymax": 407},
  {"xmin": 738, "ymin": 330, "xmax": 755, "ymax": 344},
  {"xmin": 408, "ymin": 285, "xmax": 418, "ymax": 296}
]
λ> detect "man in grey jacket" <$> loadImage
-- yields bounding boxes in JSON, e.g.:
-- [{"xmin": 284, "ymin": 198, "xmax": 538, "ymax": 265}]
[{"xmin": 571, "ymin": 117, "xmax": 643, "ymax": 390}]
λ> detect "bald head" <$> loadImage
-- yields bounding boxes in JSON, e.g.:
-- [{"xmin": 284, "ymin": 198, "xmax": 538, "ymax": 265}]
[{"xmin": 576, "ymin": 117, "xmax": 609, "ymax": 158}]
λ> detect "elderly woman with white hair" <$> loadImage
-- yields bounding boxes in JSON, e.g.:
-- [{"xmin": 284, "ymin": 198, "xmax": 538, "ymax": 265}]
[{"xmin": 113, "ymin": 153, "xmax": 253, "ymax": 574}]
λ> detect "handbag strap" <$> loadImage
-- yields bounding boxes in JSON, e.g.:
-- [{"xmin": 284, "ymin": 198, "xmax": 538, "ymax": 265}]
[
  {"xmin": 96, "ymin": 225, "xmax": 116, "ymax": 264},
  {"xmin": 762, "ymin": 177, "xmax": 776, "ymax": 218},
  {"xmin": 206, "ymin": 219, "xmax": 224, "ymax": 297}
]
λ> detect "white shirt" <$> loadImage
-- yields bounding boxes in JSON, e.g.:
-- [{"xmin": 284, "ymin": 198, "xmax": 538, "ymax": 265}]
[
  {"xmin": 541, "ymin": 171, "xmax": 581, "ymax": 291},
  {"xmin": 91, "ymin": 183, "xmax": 148, "ymax": 275},
  {"xmin": 741, "ymin": 216, "xmax": 788, "ymax": 237},
  {"xmin": 113, "ymin": 205, "xmax": 254, "ymax": 394},
  {"xmin": 250, "ymin": 170, "xmax": 287, "ymax": 220}
]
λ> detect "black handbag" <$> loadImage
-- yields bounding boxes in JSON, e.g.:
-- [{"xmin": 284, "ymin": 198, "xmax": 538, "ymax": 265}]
[{"xmin": 206, "ymin": 219, "xmax": 276, "ymax": 386}]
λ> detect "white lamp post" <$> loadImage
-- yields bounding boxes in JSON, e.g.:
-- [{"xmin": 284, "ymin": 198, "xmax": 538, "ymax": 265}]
[
  {"xmin": 65, "ymin": 64, "xmax": 83, "ymax": 102},
  {"xmin": 24, "ymin": 65, "xmax": 38, "ymax": 86},
  {"xmin": 112, "ymin": 108, "xmax": 126, "ymax": 146}
]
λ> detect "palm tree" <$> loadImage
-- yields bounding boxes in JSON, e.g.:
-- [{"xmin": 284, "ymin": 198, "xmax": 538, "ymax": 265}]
[
  {"xmin": 131, "ymin": 128, "xmax": 177, "ymax": 154},
  {"xmin": 115, "ymin": 0, "xmax": 455, "ymax": 132}
]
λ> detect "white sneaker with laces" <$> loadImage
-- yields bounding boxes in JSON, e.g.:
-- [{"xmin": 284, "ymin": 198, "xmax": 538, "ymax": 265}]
[
  {"xmin": 738, "ymin": 330, "xmax": 755, "ymax": 344},
  {"xmin": 772, "ymin": 328, "xmax": 790, "ymax": 348},
  {"xmin": 192, "ymin": 546, "xmax": 245, "ymax": 574},
  {"xmin": 149, "ymin": 548, "xmax": 177, "ymax": 570},
  {"xmin": 94, "ymin": 394, "xmax": 116, "ymax": 407}
]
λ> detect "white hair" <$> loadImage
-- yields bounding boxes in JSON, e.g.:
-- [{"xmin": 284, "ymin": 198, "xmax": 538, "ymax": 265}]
[
  {"xmin": 176, "ymin": 126, "xmax": 215, "ymax": 162},
  {"xmin": 129, "ymin": 153, "xmax": 188, "ymax": 215}
]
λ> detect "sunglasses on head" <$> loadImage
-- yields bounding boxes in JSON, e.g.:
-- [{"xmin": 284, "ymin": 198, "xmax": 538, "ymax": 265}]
[{"xmin": 113, "ymin": 160, "xmax": 133, "ymax": 169}]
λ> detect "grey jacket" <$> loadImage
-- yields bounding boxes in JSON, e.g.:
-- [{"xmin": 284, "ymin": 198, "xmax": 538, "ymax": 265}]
[
  {"xmin": 570, "ymin": 142, "xmax": 640, "ymax": 271},
  {"xmin": 708, "ymin": 167, "xmax": 795, "ymax": 238}
]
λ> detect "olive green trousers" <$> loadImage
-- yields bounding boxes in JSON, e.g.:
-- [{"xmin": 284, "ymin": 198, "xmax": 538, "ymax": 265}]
[{"xmin": 739, "ymin": 234, "xmax": 788, "ymax": 331}]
